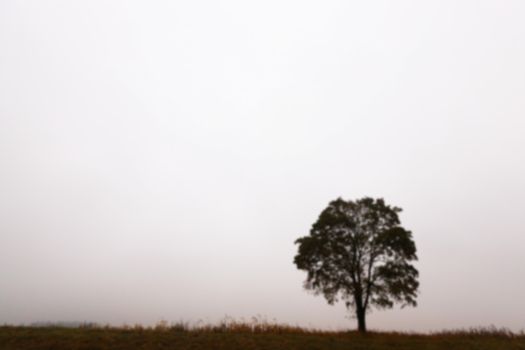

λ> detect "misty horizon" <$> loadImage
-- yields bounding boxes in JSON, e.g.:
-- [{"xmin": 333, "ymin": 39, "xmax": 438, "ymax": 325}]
[{"xmin": 1, "ymin": 1, "xmax": 524, "ymax": 332}]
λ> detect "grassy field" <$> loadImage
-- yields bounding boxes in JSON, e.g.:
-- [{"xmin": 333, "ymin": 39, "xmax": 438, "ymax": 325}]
[{"xmin": 1, "ymin": 323, "xmax": 524, "ymax": 350}]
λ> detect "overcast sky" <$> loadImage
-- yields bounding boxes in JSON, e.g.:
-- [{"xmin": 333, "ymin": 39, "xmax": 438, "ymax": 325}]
[{"xmin": 1, "ymin": 0, "xmax": 524, "ymax": 332}]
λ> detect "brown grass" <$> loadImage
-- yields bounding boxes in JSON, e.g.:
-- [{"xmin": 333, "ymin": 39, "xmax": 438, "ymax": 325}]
[{"xmin": 1, "ymin": 320, "xmax": 524, "ymax": 350}]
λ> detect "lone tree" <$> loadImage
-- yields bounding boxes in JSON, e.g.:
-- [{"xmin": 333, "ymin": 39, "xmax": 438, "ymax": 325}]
[{"xmin": 294, "ymin": 197, "xmax": 419, "ymax": 332}]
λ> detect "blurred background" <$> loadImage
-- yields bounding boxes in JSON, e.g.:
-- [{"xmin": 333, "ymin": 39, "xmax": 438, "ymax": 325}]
[{"xmin": 1, "ymin": 0, "xmax": 524, "ymax": 331}]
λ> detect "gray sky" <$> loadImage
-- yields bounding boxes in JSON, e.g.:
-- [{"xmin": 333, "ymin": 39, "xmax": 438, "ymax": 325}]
[{"xmin": 1, "ymin": 0, "xmax": 524, "ymax": 332}]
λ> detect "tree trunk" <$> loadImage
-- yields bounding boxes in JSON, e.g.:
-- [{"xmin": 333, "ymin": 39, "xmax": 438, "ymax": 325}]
[{"xmin": 356, "ymin": 308, "xmax": 366, "ymax": 333}]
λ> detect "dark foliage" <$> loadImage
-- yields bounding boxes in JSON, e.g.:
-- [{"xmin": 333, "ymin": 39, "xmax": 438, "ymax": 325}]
[{"xmin": 294, "ymin": 197, "xmax": 419, "ymax": 332}]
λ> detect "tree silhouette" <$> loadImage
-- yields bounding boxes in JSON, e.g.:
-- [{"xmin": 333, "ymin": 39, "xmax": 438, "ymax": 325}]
[{"xmin": 294, "ymin": 197, "xmax": 419, "ymax": 332}]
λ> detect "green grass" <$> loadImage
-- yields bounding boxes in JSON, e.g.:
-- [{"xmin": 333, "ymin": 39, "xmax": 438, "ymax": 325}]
[{"xmin": 1, "ymin": 323, "xmax": 524, "ymax": 350}]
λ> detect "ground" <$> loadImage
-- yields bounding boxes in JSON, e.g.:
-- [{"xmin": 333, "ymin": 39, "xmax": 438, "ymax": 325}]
[{"xmin": 1, "ymin": 326, "xmax": 524, "ymax": 350}]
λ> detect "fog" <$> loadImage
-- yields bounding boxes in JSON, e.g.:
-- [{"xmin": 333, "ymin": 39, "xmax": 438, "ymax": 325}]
[{"xmin": 1, "ymin": 0, "xmax": 524, "ymax": 331}]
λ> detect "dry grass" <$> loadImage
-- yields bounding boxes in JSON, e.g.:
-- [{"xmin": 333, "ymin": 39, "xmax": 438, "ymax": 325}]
[{"xmin": 1, "ymin": 320, "xmax": 524, "ymax": 350}]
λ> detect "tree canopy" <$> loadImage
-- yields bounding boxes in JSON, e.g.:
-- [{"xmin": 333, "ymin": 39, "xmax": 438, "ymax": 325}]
[{"xmin": 294, "ymin": 197, "xmax": 419, "ymax": 332}]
